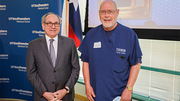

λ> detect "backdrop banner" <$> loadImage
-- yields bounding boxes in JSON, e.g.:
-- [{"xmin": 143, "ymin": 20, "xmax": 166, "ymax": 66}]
[{"xmin": 0, "ymin": 0, "xmax": 64, "ymax": 100}]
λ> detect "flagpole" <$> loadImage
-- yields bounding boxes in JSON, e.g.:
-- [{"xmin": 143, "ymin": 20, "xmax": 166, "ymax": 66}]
[
  {"xmin": 65, "ymin": 0, "xmax": 68, "ymax": 36},
  {"xmin": 84, "ymin": 0, "xmax": 89, "ymax": 34}
]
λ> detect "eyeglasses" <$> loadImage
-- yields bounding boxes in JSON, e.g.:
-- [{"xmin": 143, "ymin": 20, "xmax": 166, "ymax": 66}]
[
  {"xmin": 44, "ymin": 22, "xmax": 60, "ymax": 27},
  {"xmin": 99, "ymin": 10, "xmax": 117, "ymax": 15}
]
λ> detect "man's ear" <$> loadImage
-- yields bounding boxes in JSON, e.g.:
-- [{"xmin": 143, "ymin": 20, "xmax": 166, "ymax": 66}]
[
  {"xmin": 116, "ymin": 9, "xmax": 119, "ymax": 15},
  {"xmin": 42, "ymin": 23, "xmax": 45, "ymax": 30}
]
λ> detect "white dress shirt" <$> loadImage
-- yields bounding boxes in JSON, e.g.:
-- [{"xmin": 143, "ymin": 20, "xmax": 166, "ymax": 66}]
[{"xmin": 45, "ymin": 35, "xmax": 58, "ymax": 61}]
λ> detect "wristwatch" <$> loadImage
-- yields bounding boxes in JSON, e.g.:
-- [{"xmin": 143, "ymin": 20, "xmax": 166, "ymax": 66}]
[
  {"xmin": 126, "ymin": 86, "xmax": 133, "ymax": 91},
  {"xmin": 64, "ymin": 86, "xmax": 70, "ymax": 93}
]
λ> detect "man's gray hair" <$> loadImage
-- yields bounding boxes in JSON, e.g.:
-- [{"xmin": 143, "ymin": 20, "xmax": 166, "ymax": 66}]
[{"xmin": 41, "ymin": 12, "xmax": 61, "ymax": 24}]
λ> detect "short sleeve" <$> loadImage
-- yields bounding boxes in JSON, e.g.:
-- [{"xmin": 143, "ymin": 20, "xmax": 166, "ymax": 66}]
[
  {"xmin": 129, "ymin": 32, "xmax": 143, "ymax": 66},
  {"xmin": 78, "ymin": 33, "xmax": 91, "ymax": 62},
  {"xmin": 80, "ymin": 54, "xmax": 88, "ymax": 62}
]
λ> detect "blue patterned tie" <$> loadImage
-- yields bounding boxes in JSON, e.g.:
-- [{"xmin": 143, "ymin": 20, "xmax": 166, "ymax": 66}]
[{"xmin": 49, "ymin": 39, "xmax": 55, "ymax": 67}]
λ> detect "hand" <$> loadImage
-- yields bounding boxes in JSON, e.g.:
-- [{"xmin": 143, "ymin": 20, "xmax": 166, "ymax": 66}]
[
  {"xmin": 85, "ymin": 85, "xmax": 96, "ymax": 101},
  {"xmin": 43, "ymin": 92, "xmax": 57, "ymax": 101},
  {"xmin": 120, "ymin": 88, "xmax": 132, "ymax": 101},
  {"xmin": 53, "ymin": 89, "xmax": 67, "ymax": 100}
]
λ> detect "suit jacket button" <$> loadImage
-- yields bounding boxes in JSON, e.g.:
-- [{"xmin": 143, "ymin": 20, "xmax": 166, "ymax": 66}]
[
  {"xmin": 52, "ymin": 82, "xmax": 55, "ymax": 84},
  {"xmin": 54, "ymin": 70, "xmax": 56, "ymax": 72}
]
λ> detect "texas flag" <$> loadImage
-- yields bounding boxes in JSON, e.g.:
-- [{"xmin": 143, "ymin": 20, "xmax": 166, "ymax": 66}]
[{"xmin": 61, "ymin": 0, "xmax": 82, "ymax": 48}]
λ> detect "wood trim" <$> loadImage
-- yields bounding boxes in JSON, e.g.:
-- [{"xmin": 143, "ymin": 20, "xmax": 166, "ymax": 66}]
[
  {"xmin": 0, "ymin": 98, "xmax": 26, "ymax": 101},
  {"xmin": 75, "ymin": 93, "xmax": 89, "ymax": 101}
]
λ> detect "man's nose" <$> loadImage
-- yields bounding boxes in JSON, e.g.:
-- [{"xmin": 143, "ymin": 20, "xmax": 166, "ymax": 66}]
[{"xmin": 52, "ymin": 24, "xmax": 56, "ymax": 28}]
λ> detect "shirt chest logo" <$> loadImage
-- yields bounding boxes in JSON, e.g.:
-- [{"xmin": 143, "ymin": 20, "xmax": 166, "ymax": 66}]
[
  {"xmin": 116, "ymin": 48, "xmax": 126, "ymax": 54},
  {"xmin": 93, "ymin": 41, "xmax": 101, "ymax": 48}
]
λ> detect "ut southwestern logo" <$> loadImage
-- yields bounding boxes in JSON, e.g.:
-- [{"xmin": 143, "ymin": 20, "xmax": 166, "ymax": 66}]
[
  {"xmin": 0, "ymin": 78, "xmax": 10, "ymax": 83},
  {"xmin": 11, "ymin": 89, "xmax": 33, "ymax": 96},
  {"xmin": 31, "ymin": 3, "xmax": 49, "ymax": 10},
  {"xmin": 32, "ymin": 30, "xmax": 45, "ymax": 36},
  {"xmin": 0, "ymin": 54, "xmax": 8, "ymax": 59},
  {"xmin": 116, "ymin": 48, "xmax": 126, "ymax": 54},
  {"xmin": 0, "ymin": 5, "xmax": 6, "ymax": 10},
  {"xmin": 11, "ymin": 65, "xmax": 27, "ymax": 72},
  {"xmin": 10, "ymin": 42, "xmax": 28, "ymax": 48},
  {"xmin": 0, "ymin": 30, "xmax": 7, "ymax": 35},
  {"xmin": 8, "ymin": 17, "xmax": 30, "ymax": 23}
]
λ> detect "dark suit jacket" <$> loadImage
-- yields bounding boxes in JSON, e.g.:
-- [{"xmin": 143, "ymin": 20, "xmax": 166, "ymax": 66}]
[{"xmin": 26, "ymin": 35, "xmax": 80, "ymax": 101}]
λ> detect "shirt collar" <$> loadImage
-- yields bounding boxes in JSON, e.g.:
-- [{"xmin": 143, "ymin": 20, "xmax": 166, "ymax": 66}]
[{"xmin": 45, "ymin": 35, "xmax": 58, "ymax": 42}]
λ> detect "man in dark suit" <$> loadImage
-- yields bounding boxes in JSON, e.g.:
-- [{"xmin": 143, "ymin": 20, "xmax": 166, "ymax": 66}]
[{"xmin": 26, "ymin": 12, "xmax": 80, "ymax": 101}]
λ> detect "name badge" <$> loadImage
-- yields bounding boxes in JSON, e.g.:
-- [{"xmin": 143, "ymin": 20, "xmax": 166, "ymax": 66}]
[
  {"xmin": 93, "ymin": 41, "xmax": 101, "ymax": 48},
  {"xmin": 116, "ymin": 48, "xmax": 126, "ymax": 54}
]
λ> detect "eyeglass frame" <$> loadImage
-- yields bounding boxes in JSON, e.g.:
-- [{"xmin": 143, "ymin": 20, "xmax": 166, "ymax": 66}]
[
  {"xmin": 99, "ymin": 10, "xmax": 117, "ymax": 15},
  {"xmin": 44, "ymin": 22, "xmax": 60, "ymax": 27}
]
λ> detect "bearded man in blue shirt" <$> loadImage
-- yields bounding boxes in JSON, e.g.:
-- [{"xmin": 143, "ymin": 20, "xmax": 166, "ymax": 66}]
[{"xmin": 79, "ymin": 0, "xmax": 142, "ymax": 101}]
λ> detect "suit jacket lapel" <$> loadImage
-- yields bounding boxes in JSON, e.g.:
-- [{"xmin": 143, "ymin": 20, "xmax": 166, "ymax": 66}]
[
  {"xmin": 55, "ymin": 35, "xmax": 63, "ymax": 67},
  {"xmin": 39, "ymin": 36, "xmax": 53, "ymax": 67}
]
